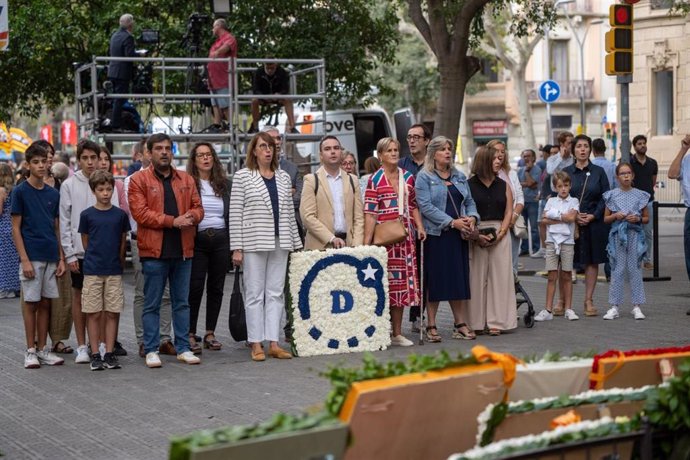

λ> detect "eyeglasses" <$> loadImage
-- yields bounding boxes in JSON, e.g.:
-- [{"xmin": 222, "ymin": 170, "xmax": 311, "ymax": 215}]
[
  {"xmin": 406, "ymin": 134, "xmax": 424, "ymax": 142},
  {"xmin": 257, "ymin": 143, "xmax": 272, "ymax": 151},
  {"xmin": 196, "ymin": 151, "xmax": 213, "ymax": 159},
  {"xmin": 342, "ymin": 161, "xmax": 355, "ymax": 166}
]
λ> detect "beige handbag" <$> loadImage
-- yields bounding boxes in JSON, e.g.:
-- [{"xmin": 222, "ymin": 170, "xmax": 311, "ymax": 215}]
[
  {"xmin": 512, "ymin": 214, "xmax": 528, "ymax": 239},
  {"xmin": 373, "ymin": 170, "xmax": 409, "ymax": 246}
]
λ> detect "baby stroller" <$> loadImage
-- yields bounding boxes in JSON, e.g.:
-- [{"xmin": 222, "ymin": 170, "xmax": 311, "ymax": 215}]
[{"xmin": 515, "ymin": 273, "xmax": 535, "ymax": 327}]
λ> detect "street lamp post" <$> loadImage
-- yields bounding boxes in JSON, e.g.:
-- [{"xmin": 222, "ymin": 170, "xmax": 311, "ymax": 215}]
[
  {"xmin": 544, "ymin": 0, "xmax": 575, "ymax": 143},
  {"xmin": 557, "ymin": 2, "xmax": 603, "ymax": 134}
]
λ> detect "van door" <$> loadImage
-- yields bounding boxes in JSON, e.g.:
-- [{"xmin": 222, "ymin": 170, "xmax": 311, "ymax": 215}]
[{"xmin": 352, "ymin": 112, "xmax": 391, "ymax": 172}]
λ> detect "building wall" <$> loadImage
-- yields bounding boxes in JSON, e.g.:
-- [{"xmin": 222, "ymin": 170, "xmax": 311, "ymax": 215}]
[{"xmin": 630, "ymin": 1, "xmax": 690, "ymax": 167}]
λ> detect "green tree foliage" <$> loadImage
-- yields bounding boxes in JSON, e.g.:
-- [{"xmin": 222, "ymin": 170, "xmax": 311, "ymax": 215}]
[
  {"xmin": 0, "ymin": 0, "xmax": 399, "ymax": 120},
  {"xmin": 376, "ymin": 29, "xmax": 439, "ymax": 122}
]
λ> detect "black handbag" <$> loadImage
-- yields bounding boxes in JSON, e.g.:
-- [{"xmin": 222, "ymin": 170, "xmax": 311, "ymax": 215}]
[{"xmin": 228, "ymin": 267, "xmax": 248, "ymax": 342}]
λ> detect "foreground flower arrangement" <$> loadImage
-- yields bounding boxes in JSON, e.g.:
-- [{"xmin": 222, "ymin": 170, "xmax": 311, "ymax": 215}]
[
  {"xmin": 454, "ymin": 416, "xmax": 636, "ymax": 460},
  {"xmin": 476, "ymin": 385, "xmax": 657, "ymax": 447},
  {"xmin": 288, "ymin": 246, "xmax": 391, "ymax": 357}
]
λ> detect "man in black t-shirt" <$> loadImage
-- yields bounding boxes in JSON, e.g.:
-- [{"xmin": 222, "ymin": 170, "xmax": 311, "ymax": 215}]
[
  {"xmin": 249, "ymin": 62, "xmax": 297, "ymax": 134},
  {"xmin": 630, "ymin": 134, "xmax": 658, "ymax": 269}
]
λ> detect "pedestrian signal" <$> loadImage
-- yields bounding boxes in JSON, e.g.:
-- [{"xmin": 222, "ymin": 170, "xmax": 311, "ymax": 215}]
[{"xmin": 605, "ymin": 4, "xmax": 633, "ymax": 75}]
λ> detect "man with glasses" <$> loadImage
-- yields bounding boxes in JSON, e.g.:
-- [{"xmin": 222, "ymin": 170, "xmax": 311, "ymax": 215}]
[
  {"xmin": 300, "ymin": 136, "xmax": 364, "ymax": 250},
  {"xmin": 399, "ymin": 123, "xmax": 431, "ymax": 333}
]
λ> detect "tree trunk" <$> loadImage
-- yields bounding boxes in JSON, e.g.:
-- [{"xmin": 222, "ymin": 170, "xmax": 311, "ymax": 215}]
[
  {"xmin": 513, "ymin": 69, "xmax": 537, "ymax": 150},
  {"xmin": 434, "ymin": 59, "xmax": 474, "ymax": 141}
]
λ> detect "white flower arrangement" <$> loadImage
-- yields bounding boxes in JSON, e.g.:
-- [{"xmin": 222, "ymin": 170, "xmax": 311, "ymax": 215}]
[
  {"xmin": 475, "ymin": 385, "xmax": 657, "ymax": 447},
  {"xmin": 454, "ymin": 416, "xmax": 634, "ymax": 460},
  {"xmin": 289, "ymin": 246, "xmax": 391, "ymax": 357}
]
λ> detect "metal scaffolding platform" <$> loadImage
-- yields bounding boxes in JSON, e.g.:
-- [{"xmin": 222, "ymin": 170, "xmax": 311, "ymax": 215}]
[{"xmin": 74, "ymin": 56, "xmax": 328, "ymax": 169}]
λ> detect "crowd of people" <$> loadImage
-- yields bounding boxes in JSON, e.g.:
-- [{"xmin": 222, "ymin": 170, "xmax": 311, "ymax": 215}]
[{"xmin": 2, "ymin": 127, "xmax": 690, "ymax": 370}]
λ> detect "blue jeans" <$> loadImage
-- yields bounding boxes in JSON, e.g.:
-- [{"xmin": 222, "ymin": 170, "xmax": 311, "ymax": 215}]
[
  {"xmin": 685, "ymin": 208, "xmax": 690, "ymax": 281},
  {"xmin": 142, "ymin": 258, "xmax": 192, "ymax": 355},
  {"xmin": 521, "ymin": 202, "xmax": 540, "ymax": 253},
  {"xmin": 643, "ymin": 202, "xmax": 654, "ymax": 263}
]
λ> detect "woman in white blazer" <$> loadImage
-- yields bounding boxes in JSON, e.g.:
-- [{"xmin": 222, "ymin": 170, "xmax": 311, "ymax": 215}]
[{"xmin": 229, "ymin": 132, "xmax": 302, "ymax": 361}]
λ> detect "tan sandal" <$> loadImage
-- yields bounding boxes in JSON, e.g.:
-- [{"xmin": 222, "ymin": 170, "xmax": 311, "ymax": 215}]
[{"xmin": 425, "ymin": 326, "xmax": 442, "ymax": 343}]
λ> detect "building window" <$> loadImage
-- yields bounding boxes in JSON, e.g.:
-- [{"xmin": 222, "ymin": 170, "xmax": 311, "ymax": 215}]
[
  {"xmin": 651, "ymin": 0, "xmax": 673, "ymax": 9},
  {"xmin": 551, "ymin": 40, "xmax": 569, "ymax": 83},
  {"xmin": 654, "ymin": 70, "xmax": 673, "ymax": 135}
]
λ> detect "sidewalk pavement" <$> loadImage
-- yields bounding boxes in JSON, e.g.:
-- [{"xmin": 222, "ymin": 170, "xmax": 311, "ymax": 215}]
[{"xmin": 0, "ymin": 221, "xmax": 688, "ymax": 459}]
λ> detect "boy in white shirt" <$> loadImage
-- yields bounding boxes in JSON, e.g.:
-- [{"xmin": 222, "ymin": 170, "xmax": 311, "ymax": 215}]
[{"xmin": 535, "ymin": 171, "xmax": 580, "ymax": 322}]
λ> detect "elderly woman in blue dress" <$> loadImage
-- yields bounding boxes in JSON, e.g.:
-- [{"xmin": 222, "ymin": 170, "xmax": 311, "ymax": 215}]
[{"xmin": 415, "ymin": 136, "xmax": 479, "ymax": 341}]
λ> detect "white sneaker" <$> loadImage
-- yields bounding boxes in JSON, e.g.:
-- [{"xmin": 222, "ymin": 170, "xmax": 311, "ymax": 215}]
[
  {"xmin": 37, "ymin": 348, "xmax": 64, "ymax": 366},
  {"xmin": 534, "ymin": 309, "xmax": 554, "ymax": 322},
  {"xmin": 410, "ymin": 319, "xmax": 421, "ymax": 333},
  {"xmin": 177, "ymin": 351, "xmax": 201, "ymax": 365},
  {"xmin": 571, "ymin": 272, "xmax": 577, "ymax": 284},
  {"xmin": 75, "ymin": 345, "xmax": 90, "ymax": 364},
  {"xmin": 631, "ymin": 306, "xmax": 646, "ymax": 320},
  {"xmin": 391, "ymin": 335, "xmax": 414, "ymax": 347},
  {"xmin": 564, "ymin": 309, "xmax": 580, "ymax": 321},
  {"xmin": 0, "ymin": 290, "xmax": 10, "ymax": 299},
  {"xmin": 146, "ymin": 352, "xmax": 162, "ymax": 368},
  {"xmin": 603, "ymin": 306, "xmax": 620, "ymax": 320},
  {"xmin": 99, "ymin": 342, "xmax": 106, "ymax": 359},
  {"xmin": 530, "ymin": 248, "xmax": 546, "ymax": 258},
  {"xmin": 24, "ymin": 348, "xmax": 40, "ymax": 369}
]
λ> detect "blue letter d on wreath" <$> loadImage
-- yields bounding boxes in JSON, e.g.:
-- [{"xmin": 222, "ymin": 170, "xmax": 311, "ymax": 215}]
[{"xmin": 331, "ymin": 290, "xmax": 354, "ymax": 314}]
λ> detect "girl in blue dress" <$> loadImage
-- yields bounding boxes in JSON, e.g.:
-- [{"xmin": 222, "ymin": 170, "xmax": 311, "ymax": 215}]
[
  {"xmin": 0, "ymin": 163, "xmax": 20, "ymax": 298},
  {"xmin": 602, "ymin": 162, "xmax": 649, "ymax": 320}
]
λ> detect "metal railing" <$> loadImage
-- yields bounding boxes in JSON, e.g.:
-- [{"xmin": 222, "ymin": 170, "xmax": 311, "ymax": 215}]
[{"xmin": 526, "ymin": 79, "xmax": 594, "ymax": 101}]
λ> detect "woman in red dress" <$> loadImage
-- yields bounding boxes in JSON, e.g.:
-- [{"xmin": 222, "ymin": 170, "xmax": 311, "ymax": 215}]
[{"xmin": 364, "ymin": 137, "xmax": 426, "ymax": 346}]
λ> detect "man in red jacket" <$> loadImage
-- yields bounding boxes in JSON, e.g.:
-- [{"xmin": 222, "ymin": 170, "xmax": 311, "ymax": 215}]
[{"xmin": 129, "ymin": 133, "xmax": 204, "ymax": 368}]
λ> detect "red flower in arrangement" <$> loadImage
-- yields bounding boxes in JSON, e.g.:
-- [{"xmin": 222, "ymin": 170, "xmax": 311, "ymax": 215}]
[{"xmin": 589, "ymin": 345, "xmax": 690, "ymax": 389}]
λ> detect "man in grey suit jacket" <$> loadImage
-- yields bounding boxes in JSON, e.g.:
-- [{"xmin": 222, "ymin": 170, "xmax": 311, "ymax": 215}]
[{"xmin": 108, "ymin": 14, "xmax": 137, "ymax": 130}]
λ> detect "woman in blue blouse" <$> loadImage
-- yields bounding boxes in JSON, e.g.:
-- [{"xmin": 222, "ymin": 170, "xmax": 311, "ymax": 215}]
[
  {"xmin": 416, "ymin": 137, "xmax": 480, "ymax": 341},
  {"xmin": 564, "ymin": 134, "xmax": 610, "ymax": 317}
]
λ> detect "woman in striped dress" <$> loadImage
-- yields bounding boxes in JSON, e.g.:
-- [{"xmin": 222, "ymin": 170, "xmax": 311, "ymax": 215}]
[
  {"xmin": 363, "ymin": 137, "xmax": 426, "ymax": 347},
  {"xmin": 229, "ymin": 132, "xmax": 303, "ymax": 361}
]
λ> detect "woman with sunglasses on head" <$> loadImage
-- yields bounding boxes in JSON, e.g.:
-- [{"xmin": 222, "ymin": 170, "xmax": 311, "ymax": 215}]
[
  {"xmin": 186, "ymin": 143, "xmax": 232, "ymax": 353},
  {"xmin": 229, "ymin": 133, "xmax": 302, "ymax": 361}
]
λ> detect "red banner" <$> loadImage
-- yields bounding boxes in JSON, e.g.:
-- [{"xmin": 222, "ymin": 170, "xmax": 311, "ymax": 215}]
[
  {"xmin": 61, "ymin": 120, "xmax": 77, "ymax": 146},
  {"xmin": 40, "ymin": 125, "xmax": 53, "ymax": 144}
]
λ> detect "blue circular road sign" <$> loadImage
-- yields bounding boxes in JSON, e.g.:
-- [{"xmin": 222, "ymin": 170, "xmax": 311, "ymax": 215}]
[{"xmin": 538, "ymin": 80, "xmax": 561, "ymax": 104}]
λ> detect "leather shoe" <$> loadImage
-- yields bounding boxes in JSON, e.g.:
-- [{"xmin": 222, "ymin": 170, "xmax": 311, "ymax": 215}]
[
  {"xmin": 138, "ymin": 343, "xmax": 145, "ymax": 358},
  {"xmin": 251, "ymin": 349, "xmax": 266, "ymax": 362},
  {"xmin": 159, "ymin": 341, "xmax": 176, "ymax": 355},
  {"xmin": 268, "ymin": 347, "xmax": 292, "ymax": 359}
]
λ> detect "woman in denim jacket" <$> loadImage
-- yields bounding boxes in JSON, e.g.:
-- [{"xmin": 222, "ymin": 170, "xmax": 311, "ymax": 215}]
[{"xmin": 415, "ymin": 136, "xmax": 480, "ymax": 342}]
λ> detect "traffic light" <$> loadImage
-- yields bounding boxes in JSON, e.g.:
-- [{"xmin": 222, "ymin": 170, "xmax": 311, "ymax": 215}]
[{"xmin": 606, "ymin": 4, "xmax": 633, "ymax": 75}]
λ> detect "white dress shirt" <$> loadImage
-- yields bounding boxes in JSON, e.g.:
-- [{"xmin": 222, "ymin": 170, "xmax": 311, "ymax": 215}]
[
  {"xmin": 326, "ymin": 170, "xmax": 347, "ymax": 234},
  {"xmin": 544, "ymin": 195, "xmax": 580, "ymax": 252}
]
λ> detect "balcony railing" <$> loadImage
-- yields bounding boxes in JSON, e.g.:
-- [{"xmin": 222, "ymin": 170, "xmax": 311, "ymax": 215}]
[{"xmin": 526, "ymin": 80, "xmax": 594, "ymax": 102}]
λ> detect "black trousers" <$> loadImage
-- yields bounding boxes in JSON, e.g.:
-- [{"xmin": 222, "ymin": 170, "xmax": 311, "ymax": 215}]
[
  {"xmin": 110, "ymin": 78, "xmax": 130, "ymax": 129},
  {"xmin": 188, "ymin": 229, "xmax": 229, "ymax": 334}
]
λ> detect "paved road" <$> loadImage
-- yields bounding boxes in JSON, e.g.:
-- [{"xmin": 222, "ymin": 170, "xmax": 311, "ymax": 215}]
[{"xmin": 1, "ymin": 221, "xmax": 688, "ymax": 459}]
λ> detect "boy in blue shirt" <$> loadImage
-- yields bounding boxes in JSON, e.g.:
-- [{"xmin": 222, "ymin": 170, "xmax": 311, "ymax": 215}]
[
  {"xmin": 78, "ymin": 170, "xmax": 130, "ymax": 370},
  {"xmin": 11, "ymin": 142, "xmax": 67, "ymax": 369}
]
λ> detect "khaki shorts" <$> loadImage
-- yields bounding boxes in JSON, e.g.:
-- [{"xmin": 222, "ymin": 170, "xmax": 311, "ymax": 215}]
[
  {"xmin": 81, "ymin": 275, "xmax": 124, "ymax": 314},
  {"xmin": 545, "ymin": 242, "xmax": 575, "ymax": 272},
  {"xmin": 19, "ymin": 261, "xmax": 59, "ymax": 303}
]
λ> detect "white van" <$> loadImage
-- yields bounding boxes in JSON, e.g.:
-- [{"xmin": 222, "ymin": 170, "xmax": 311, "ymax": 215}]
[{"xmin": 262, "ymin": 107, "xmax": 398, "ymax": 173}]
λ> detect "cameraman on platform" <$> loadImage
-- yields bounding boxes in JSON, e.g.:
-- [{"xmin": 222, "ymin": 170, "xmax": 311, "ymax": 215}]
[
  {"xmin": 207, "ymin": 18, "xmax": 237, "ymax": 130},
  {"xmin": 108, "ymin": 14, "xmax": 137, "ymax": 132}
]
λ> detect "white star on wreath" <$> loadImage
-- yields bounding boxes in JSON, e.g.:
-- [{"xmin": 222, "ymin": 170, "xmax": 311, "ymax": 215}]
[{"xmin": 361, "ymin": 263, "xmax": 378, "ymax": 281}]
